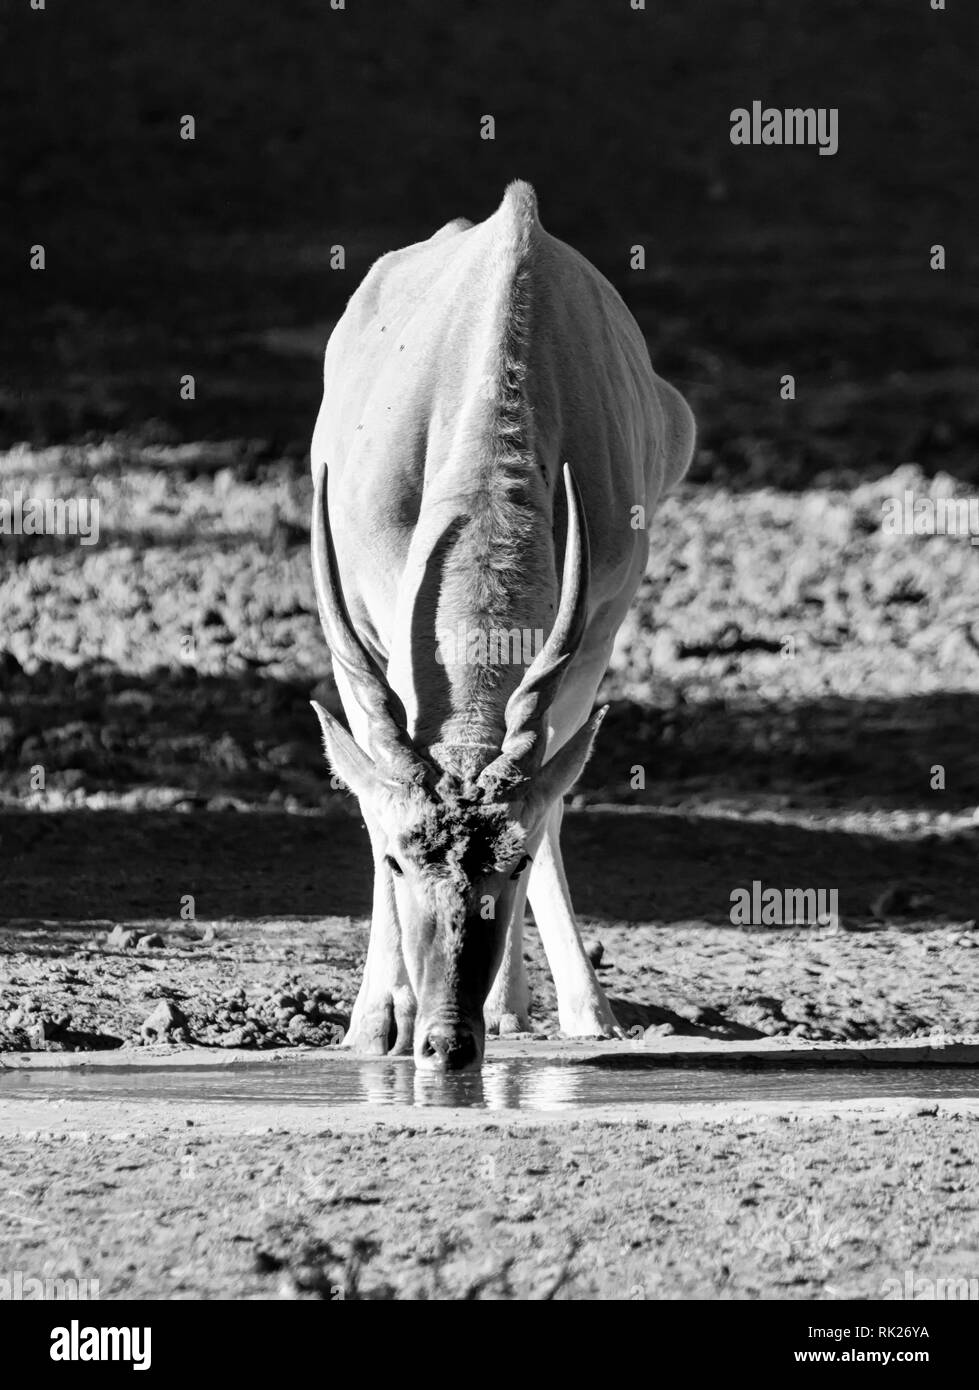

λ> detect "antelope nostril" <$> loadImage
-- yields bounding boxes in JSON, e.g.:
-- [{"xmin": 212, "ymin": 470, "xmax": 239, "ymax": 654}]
[{"xmin": 420, "ymin": 1027, "xmax": 478, "ymax": 1069}]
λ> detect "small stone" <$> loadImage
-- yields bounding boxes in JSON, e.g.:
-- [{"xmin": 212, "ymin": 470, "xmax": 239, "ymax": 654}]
[
  {"xmin": 105, "ymin": 925, "xmax": 140, "ymax": 950},
  {"xmin": 140, "ymin": 999, "xmax": 189, "ymax": 1042},
  {"xmin": 26, "ymin": 1016, "xmax": 71, "ymax": 1049},
  {"xmin": 584, "ymin": 939, "xmax": 604, "ymax": 968},
  {"xmin": 136, "ymin": 932, "xmax": 166, "ymax": 951},
  {"xmin": 200, "ymin": 925, "xmax": 217, "ymax": 944},
  {"xmin": 8, "ymin": 995, "xmax": 39, "ymax": 1027},
  {"xmin": 644, "ymin": 1022, "xmax": 676, "ymax": 1038},
  {"xmin": 266, "ymin": 741, "xmax": 308, "ymax": 769}
]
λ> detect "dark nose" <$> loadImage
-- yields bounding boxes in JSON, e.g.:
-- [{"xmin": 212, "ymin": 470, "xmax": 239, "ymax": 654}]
[{"xmin": 419, "ymin": 1025, "xmax": 479, "ymax": 1070}]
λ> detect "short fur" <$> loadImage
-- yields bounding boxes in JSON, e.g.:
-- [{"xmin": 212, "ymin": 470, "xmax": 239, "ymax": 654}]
[{"xmin": 310, "ymin": 181, "xmax": 696, "ymax": 1059}]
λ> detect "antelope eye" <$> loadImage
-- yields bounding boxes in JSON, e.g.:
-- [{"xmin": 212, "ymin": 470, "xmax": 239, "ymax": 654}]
[
  {"xmin": 510, "ymin": 854, "xmax": 531, "ymax": 880},
  {"xmin": 385, "ymin": 854, "xmax": 404, "ymax": 877}
]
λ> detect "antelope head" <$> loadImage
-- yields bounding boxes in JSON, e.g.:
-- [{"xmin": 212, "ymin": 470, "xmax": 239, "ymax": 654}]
[{"xmin": 310, "ymin": 464, "xmax": 604, "ymax": 1070}]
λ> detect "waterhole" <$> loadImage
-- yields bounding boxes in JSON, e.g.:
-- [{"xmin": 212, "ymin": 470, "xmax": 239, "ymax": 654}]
[{"xmin": 3, "ymin": 1058, "xmax": 979, "ymax": 1112}]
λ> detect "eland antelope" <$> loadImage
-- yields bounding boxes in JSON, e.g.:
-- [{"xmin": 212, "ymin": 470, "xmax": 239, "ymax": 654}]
[{"xmin": 310, "ymin": 182, "xmax": 694, "ymax": 1070}]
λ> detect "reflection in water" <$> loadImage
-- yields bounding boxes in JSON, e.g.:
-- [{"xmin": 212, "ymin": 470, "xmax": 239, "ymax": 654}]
[
  {"xmin": 340, "ymin": 1061, "xmax": 979, "ymax": 1111},
  {"xmin": 357, "ymin": 1060, "xmax": 417, "ymax": 1107},
  {"xmin": 413, "ymin": 1070, "xmax": 486, "ymax": 1109},
  {"xmin": 359, "ymin": 1060, "xmax": 675, "ymax": 1111},
  {"xmin": 484, "ymin": 1062, "xmax": 584, "ymax": 1111}
]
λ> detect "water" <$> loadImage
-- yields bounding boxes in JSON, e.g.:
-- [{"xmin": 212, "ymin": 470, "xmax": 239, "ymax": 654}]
[{"xmin": 3, "ymin": 1057, "xmax": 979, "ymax": 1112}]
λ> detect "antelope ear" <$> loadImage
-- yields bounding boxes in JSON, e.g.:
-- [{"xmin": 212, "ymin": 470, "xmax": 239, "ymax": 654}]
[
  {"xmin": 521, "ymin": 706, "xmax": 608, "ymax": 823},
  {"xmin": 310, "ymin": 700, "xmax": 380, "ymax": 802}
]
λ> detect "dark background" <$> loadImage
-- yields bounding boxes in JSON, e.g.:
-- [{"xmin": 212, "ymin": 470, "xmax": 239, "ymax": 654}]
[{"xmin": 4, "ymin": 0, "xmax": 977, "ymax": 486}]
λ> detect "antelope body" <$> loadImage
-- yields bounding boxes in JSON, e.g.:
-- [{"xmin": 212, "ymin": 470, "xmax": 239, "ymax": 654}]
[{"xmin": 310, "ymin": 182, "xmax": 694, "ymax": 1069}]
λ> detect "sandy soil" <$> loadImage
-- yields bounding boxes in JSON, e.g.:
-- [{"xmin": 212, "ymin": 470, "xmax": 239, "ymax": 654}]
[{"xmin": 2, "ymin": 1106, "xmax": 977, "ymax": 1300}]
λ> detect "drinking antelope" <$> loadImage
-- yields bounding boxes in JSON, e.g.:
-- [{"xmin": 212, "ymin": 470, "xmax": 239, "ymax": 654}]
[{"xmin": 311, "ymin": 182, "xmax": 694, "ymax": 1069}]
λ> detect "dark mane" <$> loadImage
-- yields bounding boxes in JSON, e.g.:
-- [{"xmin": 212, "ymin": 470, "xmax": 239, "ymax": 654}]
[
  {"xmin": 399, "ymin": 781, "xmax": 526, "ymax": 883},
  {"xmin": 446, "ymin": 183, "xmax": 550, "ymax": 730}
]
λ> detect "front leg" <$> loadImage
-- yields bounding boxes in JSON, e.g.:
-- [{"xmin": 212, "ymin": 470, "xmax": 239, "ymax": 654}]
[
  {"xmin": 527, "ymin": 801, "xmax": 622, "ymax": 1039},
  {"xmin": 342, "ymin": 820, "xmax": 415, "ymax": 1055},
  {"xmin": 329, "ymin": 667, "xmax": 415, "ymax": 1055},
  {"xmin": 483, "ymin": 875, "xmax": 532, "ymax": 1035}
]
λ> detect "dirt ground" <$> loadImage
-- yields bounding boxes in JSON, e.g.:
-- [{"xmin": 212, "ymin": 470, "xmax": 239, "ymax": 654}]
[
  {"xmin": 2, "ymin": 1105, "xmax": 977, "ymax": 1300},
  {"xmin": 1, "ymin": 454, "xmax": 976, "ymax": 1055}
]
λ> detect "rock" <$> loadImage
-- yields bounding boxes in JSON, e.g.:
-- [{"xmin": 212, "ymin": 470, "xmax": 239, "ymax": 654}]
[
  {"xmin": 210, "ymin": 734, "xmax": 249, "ymax": 773},
  {"xmin": 671, "ymin": 1000, "xmax": 729, "ymax": 1029},
  {"xmin": 200, "ymin": 925, "xmax": 217, "ymax": 944},
  {"xmin": 26, "ymin": 1016, "xmax": 71, "ymax": 1049},
  {"xmin": 140, "ymin": 999, "xmax": 189, "ymax": 1042},
  {"xmin": 136, "ymin": 932, "xmax": 165, "ymax": 951},
  {"xmin": 266, "ymin": 741, "xmax": 309, "ymax": 769},
  {"xmin": 584, "ymin": 939, "xmax": 604, "ymax": 968},
  {"xmin": 644, "ymin": 1022, "xmax": 676, "ymax": 1038},
  {"xmin": 105, "ymin": 925, "xmax": 140, "ymax": 950}
]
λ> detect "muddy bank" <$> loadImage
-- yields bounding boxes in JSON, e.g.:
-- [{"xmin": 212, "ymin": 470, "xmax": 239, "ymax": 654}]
[{"xmin": 1, "ymin": 914, "xmax": 977, "ymax": 1057}]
